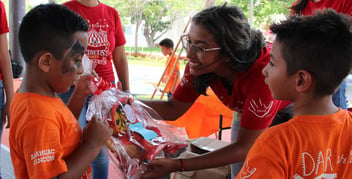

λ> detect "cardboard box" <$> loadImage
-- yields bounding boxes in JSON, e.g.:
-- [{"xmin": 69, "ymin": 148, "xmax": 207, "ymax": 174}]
[
  {"xmin": 190, "ymin": 137, "xmax": 230, "ymax": 154},
  {"xmin": 170, "ymin": 137, "xmax": 231, "ymax": 179}
]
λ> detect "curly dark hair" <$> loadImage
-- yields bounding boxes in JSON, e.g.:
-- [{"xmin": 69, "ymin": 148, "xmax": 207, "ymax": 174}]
[
  {"xmin": 191, "ymin": 4, "xmax": 266, "ymax": 95},
  {"xmin": 289, "ymin": 0, "xmax": 309, "ymax": 15}
]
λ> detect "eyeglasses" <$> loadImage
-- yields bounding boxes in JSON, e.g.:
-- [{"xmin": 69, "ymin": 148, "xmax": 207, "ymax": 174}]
[{"xmin": 181, "ymin": 35, "xmax": 221, "ymax": 58}]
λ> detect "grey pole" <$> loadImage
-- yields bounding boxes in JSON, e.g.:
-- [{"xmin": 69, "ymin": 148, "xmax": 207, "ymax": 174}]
[
  {"xmin": 249, "ymin": 0, "xmax": 254, "ymax": 26},
  {"xmin": 9, "ymin": 0, "xmax": 25, "ymax": 65}
]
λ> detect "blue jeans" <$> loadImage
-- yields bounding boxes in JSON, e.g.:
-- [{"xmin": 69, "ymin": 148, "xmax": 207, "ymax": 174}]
[
  {"xmin": 332, "ymin": 80, "xmax": 347, "ymax": 109},
  {"xmin": 57, "ymin": 86, "xmax": 109, "ymax": 179},
  {"xmin": 0, "ymin": 81, "xmax": 4, "ymax": 178}
]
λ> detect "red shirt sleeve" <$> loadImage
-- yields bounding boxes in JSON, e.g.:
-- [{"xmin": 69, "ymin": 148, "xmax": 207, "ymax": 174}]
[
  {"xmin": 113, "ymin": 9, "xmax": 126, "ymax": 47},
  {"xmin": 240, "ymin": 95, "xmax": 282, "ymax": 130},
  {"xmin": 0, "ymin": 1, "xmax": 9, "ymax": 34},
  {"xmin": 172, "ymin": 63, "xmax": 199, "ymax": 103}
]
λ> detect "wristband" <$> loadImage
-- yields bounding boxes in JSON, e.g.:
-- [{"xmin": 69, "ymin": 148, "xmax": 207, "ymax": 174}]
[{"xmin": 179, "ymin": 158, "xmax": 184, "ymax": 172}]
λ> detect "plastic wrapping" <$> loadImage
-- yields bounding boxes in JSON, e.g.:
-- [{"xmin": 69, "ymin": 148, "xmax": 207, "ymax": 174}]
[{"xmin": 84, "ymin": 57, "xmax": 188, "ymax": 178}]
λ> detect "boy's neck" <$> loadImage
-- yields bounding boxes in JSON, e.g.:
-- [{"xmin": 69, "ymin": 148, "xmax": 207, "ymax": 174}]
[
  {"xmin": 77, "ymin": 0, "xmax": 99, "ymax": 7},
  {"xmin": 18, "ymin": 68, "xmax": 56, "ymax": 97},
  {"xmin": 293, "ymin": 95, "xmax": 338, "ymax": 116}
]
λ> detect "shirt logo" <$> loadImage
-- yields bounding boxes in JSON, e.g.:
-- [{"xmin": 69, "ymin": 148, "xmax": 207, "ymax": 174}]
[
  {"xmin": 239, "ymin": 161, "xmax": 256, "ymax": 179},
  {"xmin": 180, "ymin": 73, "xmax": 191, "ymax": 87},
  {"xmin": 30, "ymin": 149, "xmax": 56, "ymax": 166},
  {"xmin": 86, "ymin": 19, "xmax": 111, "ymax": 66},
  {"xmin": 248, "ymin": 99, "xmax": 273, "ymax": 118}
]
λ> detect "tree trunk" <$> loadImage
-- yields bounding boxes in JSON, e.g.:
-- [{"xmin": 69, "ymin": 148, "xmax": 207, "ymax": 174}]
[
  {"xmin": 143, "ymin": 25, "xmax": 156, "ymax": 47},
  {"xmin": 134, "ymin": 22, "xmax": 140, "ymax": 55}
]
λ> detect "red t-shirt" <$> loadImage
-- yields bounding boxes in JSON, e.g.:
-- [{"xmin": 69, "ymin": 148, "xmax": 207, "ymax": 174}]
[
  {"xmin": 63, "ymin": 0, "xmax": 126, "ymax": 83},
  {"xmin": 173, "ymin": 47, "xmax": 290, "ymax": 130},
  {"xmin": 292, "ymin": 0, "xmax": 352, "ymax": 16},
  {"xmin": 0, "ymin": 1, "xmax": 8, "ymax": 34},
  {"xmin": 0, "ymin": 1, "xmax": 9, "ymax": 81}
]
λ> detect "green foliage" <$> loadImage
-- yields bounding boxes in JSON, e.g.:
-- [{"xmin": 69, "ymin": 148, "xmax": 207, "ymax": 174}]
[
  {"xmin": 142, "ymin": 0, "xmax": 172, "ymax": 47},
  {"xmin": 20, "ymin": 0, "xmax": 297, "ymax": 49},
  {"xmin": 230, "ymin": 0, "xmax": 296, "ymax": 28}
]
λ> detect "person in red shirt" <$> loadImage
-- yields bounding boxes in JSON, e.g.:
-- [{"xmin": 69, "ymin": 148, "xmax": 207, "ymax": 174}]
[
  {"xmin": 141, "ymin": 4, "xmax": 292, "ymax": 178},
  {"xmin": 0, "ymin": 1, "xmax": 14, "ymax": 178},
  {"xmin": 58, "ymin": 0, "xmax": 130, "ymax": 178},
  {"xmin": 237, "ymin": 10, "xmax": 352, "ymax": 178},
  {"xmin": 290, "ymin": 0, "xmax": 352, "ymax": 110},
  {"xmin": 9, "ymin": 4, "xmax": 112, "ymax": 178},
  {"xmin": 158, "ymin": 38, "xmax": 180, "ymax": 98}
]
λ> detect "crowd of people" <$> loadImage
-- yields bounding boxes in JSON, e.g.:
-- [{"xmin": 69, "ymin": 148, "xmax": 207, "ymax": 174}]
[{"xmin": 1, "ymin": 0, "xmax": 352, "ymax": 178}]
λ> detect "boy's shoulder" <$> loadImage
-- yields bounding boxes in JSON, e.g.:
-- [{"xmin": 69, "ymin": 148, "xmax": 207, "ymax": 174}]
[
  {"xmin": 12, "ymin": 93, "xmax": 68, "ymax": 119},
  {"xmin": 257, "ymin": 109, "xmax": 352, "ymax": 143},
  {"xmin": 255, "ymin": 122, "xmax": 292, "ymax": 142}
]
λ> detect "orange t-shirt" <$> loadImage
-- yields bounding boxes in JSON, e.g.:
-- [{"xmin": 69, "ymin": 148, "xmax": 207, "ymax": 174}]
[
  {"xmin": 237, "ymin": 109, "xmax": 352, "ymax": 179},
  {"xmin": 10, "ymin": 93, "xmax": 91, "ymax": 179},
  {"xmin": 162, "ymin": 55, "xmax": 180, "ymax": 93}
]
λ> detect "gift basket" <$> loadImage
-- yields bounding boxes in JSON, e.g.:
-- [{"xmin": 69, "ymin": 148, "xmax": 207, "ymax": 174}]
[{"xmin": 83, "ymin": 55, "xmax": 188, "ymax": 178}]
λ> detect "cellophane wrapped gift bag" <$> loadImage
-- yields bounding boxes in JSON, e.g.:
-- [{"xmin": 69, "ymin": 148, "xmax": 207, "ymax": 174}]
[{"xmin": 83, "ymin": 55, "xmax": 188, "ymax": 178}]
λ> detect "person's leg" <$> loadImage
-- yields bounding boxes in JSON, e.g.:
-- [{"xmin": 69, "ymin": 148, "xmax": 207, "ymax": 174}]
[
  {"xmin": 167, "ymin": 92, "xmax": 172, "ymax": 99},
  {"xmin": 230, "ymin": 112, "xmax": 243, "ymax": 178},
  {"xmin": 83, "ymin": 95, "xmax": 109, "ymax": 179},
  {"xmin": 0, "ymin": 81, "xmax": 4, "ymax": 179},
  {"xmin": 91, "ymin": 146, "xmax": 109, "ymax": 179},
  {"xmin": 332, "ymin": 80, "xmax": 347, "ymax": 109},
  {"xmin": 77, "ymin": 95, "xmax": 89, "ymax": 129}
]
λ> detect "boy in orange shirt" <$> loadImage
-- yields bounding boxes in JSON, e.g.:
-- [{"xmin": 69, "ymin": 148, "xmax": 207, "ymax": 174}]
[
  {"xmin": 9, "ymin": 4, "xmax": 112, "ymax": 179},
  {"xmin": 237, "ymin": 10, "xmax": 352, "ymax": 178},
  {"xmin": 159, "ymin": 38, "xmax": 180, "ymax": 98}
]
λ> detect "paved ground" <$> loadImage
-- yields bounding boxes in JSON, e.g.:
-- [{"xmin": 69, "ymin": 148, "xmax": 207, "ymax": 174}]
[
  {"xmin": 1, "ymin": 144, "xmax": 14, "ymax": 179},
  {"xmin": 4, "ymin": 64, "xmax": 348, "ymax": 178},
  {"xmin": 0, "ymin": 64, "xmax": 227, "ymax": 179}
]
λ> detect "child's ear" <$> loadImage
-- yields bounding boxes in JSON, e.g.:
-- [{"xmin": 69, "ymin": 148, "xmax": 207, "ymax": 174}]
[
  {"xmin": 38, "ymin": 52, "xmax": 53, "ymax": 72},
  {"xmin": 296, "ymin": 70, "xmax": 312, "ymax": 92}
]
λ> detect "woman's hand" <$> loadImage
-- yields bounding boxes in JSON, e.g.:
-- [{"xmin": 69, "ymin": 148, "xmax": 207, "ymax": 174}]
[{"xmin": 141, "ymin": 158, "xmax": 180, "ymax": 179}]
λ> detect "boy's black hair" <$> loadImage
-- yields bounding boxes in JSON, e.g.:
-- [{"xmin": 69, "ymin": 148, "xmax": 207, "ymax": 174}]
[
  {"xmin": 19, "ymin": 3, "xmax": 89, "ymax": 63},
  {"xmin": 270, "ymin": 9, "xmax": 352, "ymax": 97},
  {"xmin": 159, "ymin": 38, "xmax": 174, "ymax": 49},
  {"xmin": 191, "ymin": 4, "xmax": 266, "ymax": 95}
]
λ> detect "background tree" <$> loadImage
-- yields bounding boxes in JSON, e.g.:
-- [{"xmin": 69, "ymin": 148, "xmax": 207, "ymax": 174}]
[
  {"xmin": 231, "ymin": 0, "xmax": 295, "ymax": 28},
  {"xmin": 142, "ymin": 0, "xmax": 172, "ymax": 47},
  {"xmin": 19, "ymin": 0, "xmax": 297, "ymax": 52}
]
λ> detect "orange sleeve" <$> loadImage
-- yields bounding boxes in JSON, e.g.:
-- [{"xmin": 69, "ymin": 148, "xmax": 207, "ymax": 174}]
[
  {"xmin": 236, "ymin": 128, "xmax": 287, "ymax": 178},
  {"xmin": 22, "ymin": 118, "xmax": 68, "ymax": 178}
]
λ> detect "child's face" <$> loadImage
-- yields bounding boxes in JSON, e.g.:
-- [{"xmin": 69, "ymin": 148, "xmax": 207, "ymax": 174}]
[
  {"xmin": 262, "ymin": 38, "xmax": 295, "ymax": 100},
  {"xmin": 49, "ymin": 31, "xmax": 88, "ymax": 93},
  {"xmin": 161, "ymin": 46, "xmax": 172, "ymax": 56}
]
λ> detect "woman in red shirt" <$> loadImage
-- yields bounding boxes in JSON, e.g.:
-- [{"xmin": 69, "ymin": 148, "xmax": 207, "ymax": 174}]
[{"xmin": 141, "ymin": 4, "xmax": 292, "ymax": 178}]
